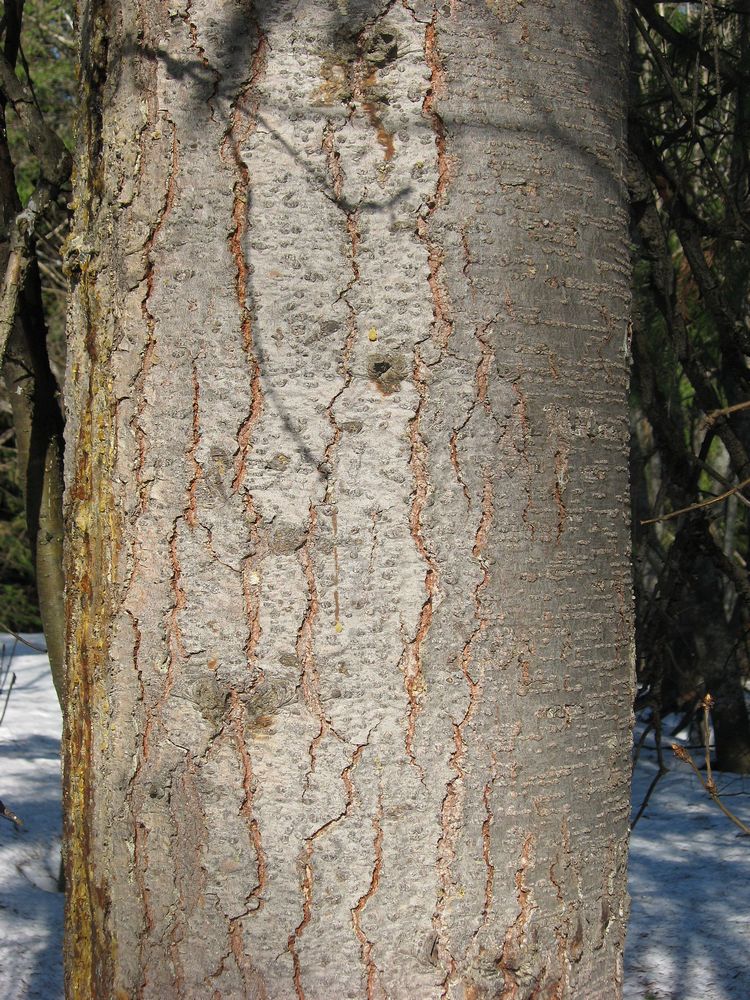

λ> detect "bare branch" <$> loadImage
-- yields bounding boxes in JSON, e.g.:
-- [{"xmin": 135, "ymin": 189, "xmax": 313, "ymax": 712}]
[
  {"xmin": 0, "ymin": 52, "xmax": 71, "ymax": 188},
  {"xmin": 641, "ymin": 476, "xmax": 750, "ymax": 525}
]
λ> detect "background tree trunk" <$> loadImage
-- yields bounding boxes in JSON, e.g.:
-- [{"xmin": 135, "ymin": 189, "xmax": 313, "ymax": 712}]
[{"xmin": 63, "ymin": 1, "xmax": 634, "ymax": 997}]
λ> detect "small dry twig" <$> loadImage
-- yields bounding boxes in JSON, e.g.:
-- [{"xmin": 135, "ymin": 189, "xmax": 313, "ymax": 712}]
[
  {"xmin": 641, "ymin": 476, "xmax": 750, "ymax": 525},
  {"xmin": 706, "ymin": 399, "xmax": 750, "ymax": 425},
  {"xmin": 671, "ymin": 694, "xmax": 750, "ymax": 837},
  {"xmin": 0, "ymin": 626, "xmax": 46, "ymax": 653}
]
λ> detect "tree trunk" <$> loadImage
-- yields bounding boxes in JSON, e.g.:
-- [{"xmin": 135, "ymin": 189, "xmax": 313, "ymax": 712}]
[{"xmin": 63, "ymin": 2, "xmax": 634, "ymax": 997}]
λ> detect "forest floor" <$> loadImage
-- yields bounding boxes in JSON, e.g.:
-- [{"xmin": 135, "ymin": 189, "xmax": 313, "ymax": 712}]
[{"xmin": 1, "ymin": 636, "xmax": 748, "ymax": 999}]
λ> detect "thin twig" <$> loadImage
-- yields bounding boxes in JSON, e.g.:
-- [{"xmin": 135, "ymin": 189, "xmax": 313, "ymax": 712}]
[
  {"xmin": 672, "ymin": 731, "xmax": 750, "ymax": 837},
  {"xmin": 641, "ymin": 476, "xmax": 750, "ymax": 525},
  {"xmin": 0, "ymin": 626, "xmax": 47, "ymax": 653},
  {"xmin": 706, "ymin": 399, "xmax": 750, "ymax": 424},
  {"xmin": 702, "ymin": 693, "xmax": 714, "ymax": 790}
]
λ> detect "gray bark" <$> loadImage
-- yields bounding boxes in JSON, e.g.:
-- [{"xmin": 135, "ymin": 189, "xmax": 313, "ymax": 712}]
[{"xmin": 63, "ymin": 1, "xmax": 634, "ymax": 997}]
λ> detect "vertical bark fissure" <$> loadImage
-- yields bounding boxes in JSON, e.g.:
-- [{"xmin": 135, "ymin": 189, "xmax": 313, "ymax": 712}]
[
  {"xmin": 182, "ymin": 1, "xmax": 222, "ymax": 121},
  {"xmin": 351, "ymin": 793, "xmax": 385, "ymax": 999},
  {"xmin": 223, "ymin": 26, "xmax": 267, "ymax": 494},
  {"xmin": 231, "ymin": 691, "xmax": 268, "ymax": 913},
  {"xmin": 296, "ymin": 507, "xmax": 339, "ymax": 791},
  {"xmin": 511, "ymin": 380, "xmax": 535, "ymax": 538},
  {"xmin": 185, "ymin": 358, "xmax": 202, "ymax": 527},
  {"xmin": 241, "ymin": 496, "xmax": 264, "ymax": 680},
  {"xmin": 435, "ymin": 473, "xmax": 493, "ymax": 993},
  {"xmin": 448, "ymin": 318, "xmax": 499, "ymax": 507},
  {"xmin": 320, "ymin": 126, "xmax": 359, "ymax": 631},
  {"xmin": 449, "ymin": 428, "xmax": 472, "ymax": 508},
  {"xmin": 480, "ymin": 754, "xmax": 498, "ymax": 926},
  {"xmin": 224, "ymin": 692, "xmax": 268, "ymax": 994},
  {"xmin": 402, "ymin": 347, "xmax": 436, "ymax": 776},
  {"xmin": 396, "ymin": 9, "xmax": 453, "ymax": 779},
  {"xmin": 553, "ymin": 435, "xmax": 570, "ymax": 543},
  {"xmin": 498, "ymin": 835, "xmax": 537, "ymax": 1000},
  {"xmin": 417, "ymin": 17, "xmax": 453, "ymax": 351},
  {"xmin": 288, "ymin": 840, "xmax": 314, "ymax": 1000},
  {"xmin": 132, "ymin": 121, "xmax": 179, "ymax": 530}
]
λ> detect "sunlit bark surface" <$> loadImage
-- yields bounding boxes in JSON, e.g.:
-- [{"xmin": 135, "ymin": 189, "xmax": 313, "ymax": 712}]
[{"xmin": 63, "ymin": 1, "xmax": 633, "ymax": 997}]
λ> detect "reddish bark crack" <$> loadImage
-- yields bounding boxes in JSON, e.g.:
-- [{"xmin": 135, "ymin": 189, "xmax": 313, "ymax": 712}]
[
  {"xmin": 435, "ymin": 469, "xmax": 493, "ymax": 990},
  {"xmin": 185, "ymin": 358, "xmax": 203, "ymax": 527},
  {"xmin": 417, "ymin": 216, "xmax": 454, "ymax": 350},
  {"xmin": 553, "ymin": 437, "xmax": 570, "ymax": 543},
  {"xmin": 322, "ymin": 122, "xmax": 345, "ymax": 203},
  {"xmin": 401, "ymin": 348, "xmax": 436, "ymax": 775},
  {"xmin": 423, "ymin": 20, "xmax": 450, "ymax": 205},
  {"xmin": 296, "ymin": 508, "xmax": 331, "ymax": 788},
  {"xmin": 448, "ymin": 320, "xmax": 497, "ymax": 508},
  {"xmin": 473, "ymin": 475, "xmax": 494, "ymax": 565},
  {"xmin": 320, "ymin": 132, "xmax": 360, "ymax": 629},
  {"xmin": 228, "ymin": 919, "xmax": 267, "ymax": 999},
  {"xmin": 287, "ymin": 840, "xmax": 314, "ymax": 1000},
  {"xmin": 182, "ymin": 3, "xmax": 222, "ymax": 121},
  {"xmin": 130, "ymin": 520, "xmax": 189, "ymax": 955},
  {"xmin": 167, "ymin": 520, "xmax": 187, "ymax": 667},
  {"xmin": 351, "ymin": 794, "xmax": 384, "ymax": 997},
  {"xmin": 231, "ymin": 692, "xmax": 267, "ymax": 914},
  {"xmin": 481, "ymin": 756, "xmax": 497, "ymax": 926},
  {"xmin": 241, "ymin": 495, "xmax": 264, "ymax": 678},
  {"xmin": 220, "ymin": 32, "xmax": 268, "ymax": 494},
  {"xmin": 449, "ymin": 429, "xmax": 471, "ymax": 509},
  {"xmin": 284, "ymin": 737, "xmax": 372, "ymax": 995},
  {"xmin": 415, "ymin": 18, "xmax": 454, "ymax": 350},
  {"xmin": 511, "ymin": 383, "xmax": 535, "ymax": 538},
  {"xmin": 134, "ymin": 125, "xmax": 179, "ymax": 514},
  {"xmin": 498, "ymin": 835, "xmax": 536, "ymax": 999}
]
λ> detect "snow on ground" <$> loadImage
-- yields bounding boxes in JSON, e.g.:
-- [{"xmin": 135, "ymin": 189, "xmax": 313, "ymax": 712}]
[
  {"xmin": 625, "ymin": 721, "xmax": 750, "ymax": 1000},
  {"xmin": 0, "ymin": 636, "xmax": 63, "ymax": 1000},
  {"xmin": 0, "ymin": 636, "xmax": 748, "ymax": 999}
]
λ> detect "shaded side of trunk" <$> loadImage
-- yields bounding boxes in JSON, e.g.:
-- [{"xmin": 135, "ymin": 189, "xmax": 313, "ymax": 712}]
[
  {"xmin": 3, "ymin": 271, "xmax": 66, "ymax": 699},
  {"xmin": 64, "ymin": 1, "xmax": 633, "ymax": 997}
]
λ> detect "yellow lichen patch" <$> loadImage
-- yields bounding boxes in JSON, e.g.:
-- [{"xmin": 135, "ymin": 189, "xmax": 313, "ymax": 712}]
[{"xmin": 368, "ymin": 328, "xmax": 378, "ymax": 342}]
